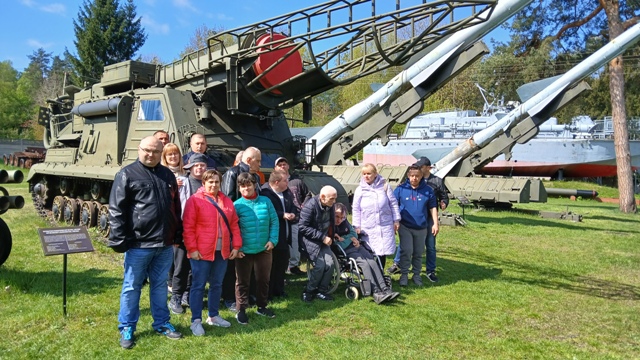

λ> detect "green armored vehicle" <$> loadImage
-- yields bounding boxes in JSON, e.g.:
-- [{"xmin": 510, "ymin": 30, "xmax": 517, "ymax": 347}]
[{"xmin": 27, "ymin": 0, "xmax": 497, "ymax": 235}]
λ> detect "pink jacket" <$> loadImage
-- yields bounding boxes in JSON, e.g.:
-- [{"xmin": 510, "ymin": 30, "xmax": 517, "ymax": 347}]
[
  {"xmin": 182, "ymin": 187, "xmax": 242, "ymax": 261},
  {"xmin": 352, "ymin": 174, "xmax": 401, "ymax": 255}
]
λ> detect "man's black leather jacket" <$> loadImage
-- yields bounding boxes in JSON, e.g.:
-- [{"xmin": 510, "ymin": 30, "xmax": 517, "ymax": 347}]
[
  {"xmin": 108, "ymin": 160, "xmax": 182, "ymax": 252},
  {"xmin": 221, "ymin": 161, "xmax": 260, "ymax": 201}
]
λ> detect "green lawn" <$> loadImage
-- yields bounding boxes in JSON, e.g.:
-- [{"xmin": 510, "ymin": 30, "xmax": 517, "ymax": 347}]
[{"xmin": 1, "ymin": 179, "xmax": 639, "ymax": 359}]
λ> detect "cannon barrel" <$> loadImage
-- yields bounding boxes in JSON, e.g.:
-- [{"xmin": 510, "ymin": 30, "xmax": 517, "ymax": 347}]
[
  {"xmin": 0, "ymin": 171, "xmax": 24, "ymax": 266},
  {"xmin": 0, "ymin": 170, "xmax": 24, "ymax": 183},
  {"xmin": 546, "ymin": 188, "xmax": 598, "ymax": 199},
  {"xmin": 4, "ymin": 170, "xmax": 24, "ymax": 183}
]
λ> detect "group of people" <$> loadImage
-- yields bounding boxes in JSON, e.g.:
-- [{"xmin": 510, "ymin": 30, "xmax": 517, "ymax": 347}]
[
  {"xmin": 107, "ymin": 131, "xmax": 446, "ymax": 349},
  {"xmin": 108, "ymin": 132, "xmax": 313, "ymax": 348}
]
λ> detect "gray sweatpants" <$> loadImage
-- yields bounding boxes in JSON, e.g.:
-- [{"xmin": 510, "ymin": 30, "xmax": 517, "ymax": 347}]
[
  {"xmin": 345, "ymin": 245, "xmax": 387, "ymax": 293},
  {"xmin": 398, "ymin": 224, "xmax": 428, "ymax": 276},
  {"xmin": 306, "ymin": 245, "xmax": 335, "ymax": 293}
]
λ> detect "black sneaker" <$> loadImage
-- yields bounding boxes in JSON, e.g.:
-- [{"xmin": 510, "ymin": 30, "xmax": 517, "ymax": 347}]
[
  {"xmin": 316, "ymin": 292, "xmax": 334, "ymax": 301},
  {"xmin": 236, "ymin": 309, "xmax": 249, "ymax": 325},
  {"xmin": 426, "ymin": 272, "xmax": 439, "ymax": 283},
  {"xmin": 169, "ymin": 295, "xmax": 183, "ymax": 314},
  {"xmin": 386, "ymin": 263, "xmax": 401, "ymax": 275},
  {"xmin": 257, "ymin": 307, "xmax": 276, "ymax": 318},
  {"xmin": 301, "ymin": 292, "xmax": 315, "ymax": 303},
  {"xmin": 181, "ymin": 292, "xmax": 190, "ymax": 307},
  {"xmin": 155, "ymin": 322, "xmax": 182, "ymax": 340},
  {"xmin": 119, "ymin": 326, "xmax": 135, "ymax": 349},
  {"xmin": 289, "ymin": 266, "xmax": 306, "ymax": 275}
]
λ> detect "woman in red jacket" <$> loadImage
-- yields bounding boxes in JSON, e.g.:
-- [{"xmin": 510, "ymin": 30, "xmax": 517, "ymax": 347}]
[{"xmin": 183, "ymin": 170, "xmax": 243, "ymax": 336}]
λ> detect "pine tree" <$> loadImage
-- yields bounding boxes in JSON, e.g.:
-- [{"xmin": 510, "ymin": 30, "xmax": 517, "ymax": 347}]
[{"xmin": 65, "ymin": 0, "xmax": 146, "ymax": 86}]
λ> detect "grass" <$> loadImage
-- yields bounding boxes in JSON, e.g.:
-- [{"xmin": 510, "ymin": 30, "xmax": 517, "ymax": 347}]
[{"xmin": 1, "ymin": 178, "xmax": 639, "ymax": 359}]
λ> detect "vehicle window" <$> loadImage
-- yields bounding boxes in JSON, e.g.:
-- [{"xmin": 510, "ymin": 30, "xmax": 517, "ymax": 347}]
[{"xmin": 137, "ymin": 100, "xmax": 165, "ymax": 121}]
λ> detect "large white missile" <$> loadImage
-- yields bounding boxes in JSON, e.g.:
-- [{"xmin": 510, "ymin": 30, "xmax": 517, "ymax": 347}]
[
  {"xmin": 309, "ymin": 0, "xmax": 533, "ymax": 157},
  {"xmin": 434, "ymin": 21, "xmax": 640, "ymax": 178}
]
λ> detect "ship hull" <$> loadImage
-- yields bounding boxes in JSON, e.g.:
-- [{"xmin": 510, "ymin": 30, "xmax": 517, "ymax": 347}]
[{"xmin": 363, "ymin": 138, "xmax": 640, "ymax": 178}]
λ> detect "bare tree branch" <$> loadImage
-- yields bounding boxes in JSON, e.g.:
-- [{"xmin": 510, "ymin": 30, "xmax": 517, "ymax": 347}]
[
  {"xmin": 553, "ymin": 4, "xmax": 603, "ymax": 40},
  {"xmin": 622, "ymin": 16, "xmax": 640, "ymax": 30}
]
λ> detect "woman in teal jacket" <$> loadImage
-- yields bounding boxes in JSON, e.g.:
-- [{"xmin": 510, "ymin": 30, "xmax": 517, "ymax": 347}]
[{"xmin": 233, "ymin": 172, "xmax": 279, "ymax": 325}]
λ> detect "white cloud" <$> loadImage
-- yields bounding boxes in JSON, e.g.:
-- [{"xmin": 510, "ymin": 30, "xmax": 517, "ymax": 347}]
[
  {"xmin": 214, "ymin": 13, "xmax": 233, "ymax": 22},
  {"xmin": 20, "ymin": 0, "xmax": 66, "ymax": 15},
  {"xmin": 173, "ymin": 0, "xmax": 197, "ymax": 12},
  {"xmin": 40, "ymin": 3, "xmax": 65, "ymax": 14},
  {"xmin": 141, "ymin": 14, "xmax": 170, "ymax": 35},
  {"xmin": 27, "ymin": 39, "xmax": 54, "ymax": 49}
]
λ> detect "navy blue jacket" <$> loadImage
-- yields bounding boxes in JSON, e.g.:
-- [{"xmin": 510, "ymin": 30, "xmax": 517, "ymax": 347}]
[{"xmin": 393, "ymin": 179, "xmax": 437, "ymax": 229}]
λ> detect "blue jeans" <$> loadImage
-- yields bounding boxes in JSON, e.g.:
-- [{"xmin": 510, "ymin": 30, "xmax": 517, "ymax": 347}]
[
  {"xmin": 118, "ymin": 246, "xmax": 173, "ymax": 332},
  {"xmin": 189, "ymin": 252, "xmax": 227, "ymax": 322},
  {"xmin": 393, "ymin": 217, "xmax": 436, "ymax": 272}
]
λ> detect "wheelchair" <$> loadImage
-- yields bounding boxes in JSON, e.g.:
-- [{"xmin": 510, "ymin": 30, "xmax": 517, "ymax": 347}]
[
  {"xmin": 306, "ymin": 239, "xmax": 392, "ymax": 300},
  {"xmin": 305, "ymin": 246, "xmax": 341, "ymax": 295},
  {"xmin": 333, "ymin": 240, "xmax": 392, "ymax": 300}
]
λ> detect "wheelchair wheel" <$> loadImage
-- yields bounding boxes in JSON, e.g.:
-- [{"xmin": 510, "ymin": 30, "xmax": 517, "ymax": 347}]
[
  {"xmin": 306, "ymin": 249, "xmax": 340, "ymax": 294},
  {"xmin": 345, "ymin": 285, "xmax": 359, "ymax": 300}
]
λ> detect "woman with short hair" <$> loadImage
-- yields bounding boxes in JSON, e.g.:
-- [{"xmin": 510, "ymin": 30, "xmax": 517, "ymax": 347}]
[
  {"xmin": 233, "ymin": 172, "xmax": 279, "ymax": 325},
  {"xmin": 182, "ymin": 170, "xmax": 242, "ymax": 336},
  {"xmin": 351, "ymin": 163, "xmax": 401, "ymax": 268}
]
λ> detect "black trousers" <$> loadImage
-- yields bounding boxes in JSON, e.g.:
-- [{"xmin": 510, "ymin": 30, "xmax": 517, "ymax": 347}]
[
  {"xmin": 269, "ymin": 247, "xmax": 290, "ymax": 298},
  {"xmin": 171, "ymin": 244, "xmax": 191, "ymax": 296},
  {"xmin": 221, "ymin": 258, "xmax": 236, "ymax": 303}
]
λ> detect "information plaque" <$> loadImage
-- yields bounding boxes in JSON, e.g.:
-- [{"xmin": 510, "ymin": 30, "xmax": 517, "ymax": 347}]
[{"xmin": 38, "ymin": 226, "xmax": 94, "ymax": 256}]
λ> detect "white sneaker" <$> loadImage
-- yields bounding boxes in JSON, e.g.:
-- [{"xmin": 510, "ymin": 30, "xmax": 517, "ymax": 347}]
[{"xmin": 206, "ymin": 315, "xmax": 231, "ymax": 328}]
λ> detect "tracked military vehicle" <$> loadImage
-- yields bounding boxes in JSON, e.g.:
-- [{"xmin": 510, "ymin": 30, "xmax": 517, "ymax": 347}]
[{"xmin": 28, "ymin": 0, "xmax": 497, "ymax": 235}]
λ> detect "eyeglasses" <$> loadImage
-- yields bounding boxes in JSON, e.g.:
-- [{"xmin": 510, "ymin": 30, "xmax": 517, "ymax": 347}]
[{"xmin": 139, "ymin": 146, "xmax": 162, "ymax": 155}]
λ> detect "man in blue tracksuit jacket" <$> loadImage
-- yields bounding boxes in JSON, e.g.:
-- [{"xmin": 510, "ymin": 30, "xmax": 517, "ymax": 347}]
[{"xmin": 393, "ymin": 165, "xmax": 439, "ymax": 287}]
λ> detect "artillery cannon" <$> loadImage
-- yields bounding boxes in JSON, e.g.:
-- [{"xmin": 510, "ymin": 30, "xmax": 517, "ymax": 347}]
[
  {"xmin": 27, "ymin": 0, "xmax": 499, "ymax": 235},
  {"xmin": 0, "ymin": 169, "xmax": 26, "ymax": 266}
]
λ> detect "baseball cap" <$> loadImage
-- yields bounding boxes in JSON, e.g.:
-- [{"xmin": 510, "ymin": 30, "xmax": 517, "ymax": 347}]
[
  {"xmin": 275, "ymin": 157, "xmax": 289, "ymax": 167},
  {"xmin": 414, "ymin": 156, "xmax": 432, "ymax": 168},
  {"xmin": 184, "ymin": 153, "xmax": 208, "ymax": 169}
]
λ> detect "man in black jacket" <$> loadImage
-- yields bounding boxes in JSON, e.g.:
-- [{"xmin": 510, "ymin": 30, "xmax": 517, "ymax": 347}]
[
  {"xmin": 221, "ymin": 146, "xmax": 262, "ymax": 201},
  {"xmin": 261, "ymin": 170, "xmax": 297, "ymax": 298},
  {"xmin": 299, "ymin": 186, "xmax": 338, "ymax": 302},
  {"xmin": 274, "ymin": 156, "xmax": 311, "ymax": 275},
  {"xmin": 109, "ymin": 136, "xmax": 183, "ymax": 349}
]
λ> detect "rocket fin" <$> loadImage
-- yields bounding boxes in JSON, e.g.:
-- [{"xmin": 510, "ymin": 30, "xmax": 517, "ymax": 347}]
[
  {"xmin": 409, "ymin": 44, "xmax": 462, "ymax": 88},
  {"xmin": 434, "ymin": 157, "xmax": 461, "ymax": 179}
]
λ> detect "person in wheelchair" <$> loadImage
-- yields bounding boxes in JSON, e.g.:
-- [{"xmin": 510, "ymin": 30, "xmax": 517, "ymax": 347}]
[{"xmin": 334, "ymin": 203, "xmax": 400, "ymax": 304}]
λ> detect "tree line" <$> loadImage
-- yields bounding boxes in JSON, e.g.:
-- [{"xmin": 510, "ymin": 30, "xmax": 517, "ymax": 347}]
[{"xmin": 0, "ymin": 0, "xmax": 637, "ymax": 212}]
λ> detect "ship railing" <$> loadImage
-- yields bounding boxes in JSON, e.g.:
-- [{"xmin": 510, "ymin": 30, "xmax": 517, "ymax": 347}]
[{"xmin": 591, "ymin": 116, "xmax": 640, "ymax": 140}]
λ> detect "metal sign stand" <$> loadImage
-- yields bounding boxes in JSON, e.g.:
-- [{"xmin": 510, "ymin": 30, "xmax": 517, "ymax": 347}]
[
  {"xmin": 63, "ymin": 254, "xmax": 68, "ymax": 316},
  {"xmin": 38, "ymin": 227, "xmax": 94, "ymax": 317}
]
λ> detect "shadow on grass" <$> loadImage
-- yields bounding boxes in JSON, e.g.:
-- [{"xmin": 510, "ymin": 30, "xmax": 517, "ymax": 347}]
[
  {"xmin": 374, "ymin": 256, "xmax": 502, "ymax": 299},
  {"xmin": 450, "ymin": 248, "xmax": 640, "ymax": 301},
  {"xmin": 137, "ymin": 272, "xmax": 354, "ymax": 337},
  {"xmin": 438, "ymin": 257, "xmax": 503, "ymax": 285},
  {"xmin": 0, "ymin": 267, "xmax": 119, "ymax": 295},
  {"xmin": 585, "ymin": 214, "xmax": 635, "ymax": 223},
  {"xmin": 463, "ymin": 213, "xmax": 640, "ymax": 235}
]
